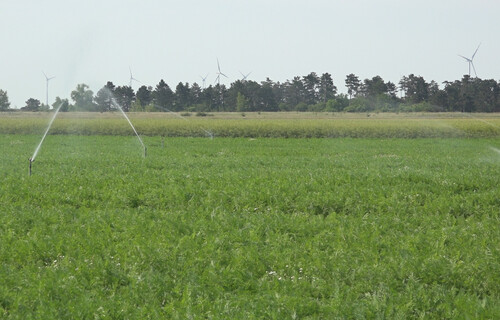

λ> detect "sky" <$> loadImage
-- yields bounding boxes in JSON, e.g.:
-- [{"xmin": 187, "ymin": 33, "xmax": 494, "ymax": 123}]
[{"xmin": 1, "ymin": 0, "xmax": 499, "ymax": 108}]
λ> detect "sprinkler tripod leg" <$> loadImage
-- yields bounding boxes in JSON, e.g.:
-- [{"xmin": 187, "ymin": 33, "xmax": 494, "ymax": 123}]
[{"xmin": 28, "ymin": 158, "xmax": 33, "ymax": 176}]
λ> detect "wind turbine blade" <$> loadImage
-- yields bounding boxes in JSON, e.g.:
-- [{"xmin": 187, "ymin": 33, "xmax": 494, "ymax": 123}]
[
  {"xmin": 472, "ymin": 43, "xmax": 481, "ymax": 60},
  {"xmin": 458, "ymin": 54, "xmax": 470, "ymax": 62},
  {"xmin": 42, "ymin": 71, "xmax": 48, "ymax": 80},
  {"xmin": 217, "ymin": 58, "xmax": 221, "ymax": 72},
  {"xmin": 220, "ymin": 72, "xmax": 228, "ymax": 78},
  {"xmin": 471, "ymin": 62, "xmax": 478, "ymax": 77}
]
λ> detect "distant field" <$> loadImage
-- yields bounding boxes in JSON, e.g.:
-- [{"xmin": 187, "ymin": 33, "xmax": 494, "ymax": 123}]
[
  {"xmin": 3, "ymin": 111, "xmax": 500, "ymax": 119},
  {"xmin": 1, "ymin": 111, "xmax": 499, "ymax": 138},
  {"xmin": 1, "ymin": 134, "xmax": 499, "ymax": 318}
]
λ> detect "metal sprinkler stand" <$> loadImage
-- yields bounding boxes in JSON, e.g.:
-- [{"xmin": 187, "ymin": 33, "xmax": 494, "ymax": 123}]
[{"xmin": 28, "ymin": 158, "xmax": 33, "ymax": 176}]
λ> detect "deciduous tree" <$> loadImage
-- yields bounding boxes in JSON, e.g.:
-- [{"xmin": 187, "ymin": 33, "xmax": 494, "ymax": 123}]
[
  {"xmin": 71, "ymin": 84, "xmax": 96, "ymax": 111},
  {"xmin": 0, "ymin": 89, "xmax": 10, "ymax": 111},
  {"xmin": 21, "ymin": 98, "xmax": 41, "ymax": 111},
  {"xmin": 236, "ymin": 92, "xmax": 250, "ymax": 112},
  {"xmin": 399, "ymin": 74, "xmax": 429, "ymax": 104},
  {"xmin": 94, "ymin": 82, "xmax": 116, "ymax": 112},
  {"xmin": 52, "ymin": 97, "xmax": 69, "ymax": 112},
  {"xmin": 363, "ymin": 76, "xmax": 388, "ymax": 97}
]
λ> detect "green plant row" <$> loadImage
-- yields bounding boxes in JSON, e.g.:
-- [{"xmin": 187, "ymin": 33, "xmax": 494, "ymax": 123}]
[{"xmin": 1, "ymin": 117, "xmax": 500, "ymax": 138}]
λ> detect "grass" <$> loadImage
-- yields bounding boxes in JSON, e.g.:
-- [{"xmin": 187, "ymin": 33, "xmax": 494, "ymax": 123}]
[{"xmin": 1, "ymin": 134, "xmax": 499, "ymax": 318}]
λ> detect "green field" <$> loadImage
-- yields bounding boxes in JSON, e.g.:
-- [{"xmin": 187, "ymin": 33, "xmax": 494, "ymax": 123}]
[
  {"xmin": 1, "ymin": 111, "xmax": 500, "ymax": 138},
  {"xmin": 1, "ymin": 114, "xmax": 500, "ymax": 318}
]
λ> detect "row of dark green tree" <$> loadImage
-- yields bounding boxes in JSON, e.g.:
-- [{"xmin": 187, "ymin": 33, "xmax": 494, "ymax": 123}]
[{"xmin": 2, "ymin": 73, "xmax": 500, "ymax": 113}]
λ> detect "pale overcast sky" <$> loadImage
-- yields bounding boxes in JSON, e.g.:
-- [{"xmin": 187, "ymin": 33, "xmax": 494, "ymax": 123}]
[{"xmin": 1, "ymin": 0, "xmax": 499, "ymax": 108}]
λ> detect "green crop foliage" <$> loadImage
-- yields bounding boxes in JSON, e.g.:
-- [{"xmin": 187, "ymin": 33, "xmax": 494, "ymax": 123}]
[
  {"xmin": 1, "ymin": 112, "xmax": 500, "ymax": 138},
  {"xmin": 0, "ymin": 134, "xmax": 499, "ymax": 318}
]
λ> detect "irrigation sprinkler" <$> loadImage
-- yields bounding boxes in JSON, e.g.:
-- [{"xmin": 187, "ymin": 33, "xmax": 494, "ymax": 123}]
[
  {"xmin": 28, "ymin": 158, "xmax": 33, "ymax": 176},
  {"xmin": 29, "ymin": 102, "xmax": 63, "ymax": 176}
]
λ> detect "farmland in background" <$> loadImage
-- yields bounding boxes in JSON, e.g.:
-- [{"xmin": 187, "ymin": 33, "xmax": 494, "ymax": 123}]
[{"xmin": 1, "ymin": 112, "xmax": 500, "ymax": 138}]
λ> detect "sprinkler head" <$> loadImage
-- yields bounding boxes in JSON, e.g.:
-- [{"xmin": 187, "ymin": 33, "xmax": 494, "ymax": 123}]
[{"xmin": 28, "ymin": 158, "xmax": 33, "ymax": 176}]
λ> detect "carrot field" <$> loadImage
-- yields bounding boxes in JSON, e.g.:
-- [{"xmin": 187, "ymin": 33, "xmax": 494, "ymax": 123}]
[{"xmin": 0, "ymin": 112, "xmax": 499, "ymax": 318}]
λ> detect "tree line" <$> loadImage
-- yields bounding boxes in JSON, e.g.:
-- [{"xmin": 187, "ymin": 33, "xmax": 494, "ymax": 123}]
[{"xmin": 1, "ymin": 73, "xmax": 499, "ymax": 113}]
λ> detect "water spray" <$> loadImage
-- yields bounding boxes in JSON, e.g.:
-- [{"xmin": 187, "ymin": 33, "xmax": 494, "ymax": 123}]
[
  {"xmin": 110, "ymin": 97, "xmax": 147, "ymax": 157},
  {"xmin": 29, "ymin": 103, "xmax": 63, "ymax": 176},
  {"xmin": 462, "ymin": 113, "xmax": 500, "ymax": 129},
  {"xmin": 490, "ymin": 146, "xmax": 500, "ymax": 156}
]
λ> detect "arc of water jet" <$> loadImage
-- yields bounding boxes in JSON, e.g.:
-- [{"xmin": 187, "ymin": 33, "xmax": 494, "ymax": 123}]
[
  {"xmin": 490, "ymin": 147, "xmax": 500, "ymax": 156},
  {"xmin": 31, "ymin": 102, "xmax": 64, "ymax": 162},
  {"xmin": 461, "ymin": 113, "xmax": 500, "ymax": 129},
  {"xmin": 28, "ymin": 102, "xmax": 63, "ymax": 176},
  {"xmin": 110, "ymin": 97, "xmax": 147, "ymax": 157}
]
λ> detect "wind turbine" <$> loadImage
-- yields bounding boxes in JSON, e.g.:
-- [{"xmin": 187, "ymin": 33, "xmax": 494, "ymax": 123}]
[
  {"xmin": 458, "ymin": 43, "xmax": 481, "ymax": 77},
  {"xmin": 240, "ymin": 71, "xmax": 252, "ymax": 81},
  {"xmin": 215, "ymin": 58, "xmax": 228, "ymax": 110},
  {"xmin": 215, "ymin": 58, "xmax": 228, "ymax": 86},
  {"xmin": 42, "ymin": 71, "xmax": 55, "ymax": 108},
  {"xmin": 129, "ymin": 67, "xmax": 141, "ymax": 87},
  {"xmin": 200, "ymin": 73, "xmax": 209, "ymax": 89}
]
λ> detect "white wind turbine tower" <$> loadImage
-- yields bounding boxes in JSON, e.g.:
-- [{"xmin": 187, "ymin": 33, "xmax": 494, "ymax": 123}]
[
  {"xmin": 42, "ymin": 71, "xmax": 55, "ymax": 108},
  {"xmin": 458, "ymin": 43, "xmax": 481, "ymax": 77},
  {"xmin": 129, "ymin": 67, "xmax": 141, "ymax": 87}
]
